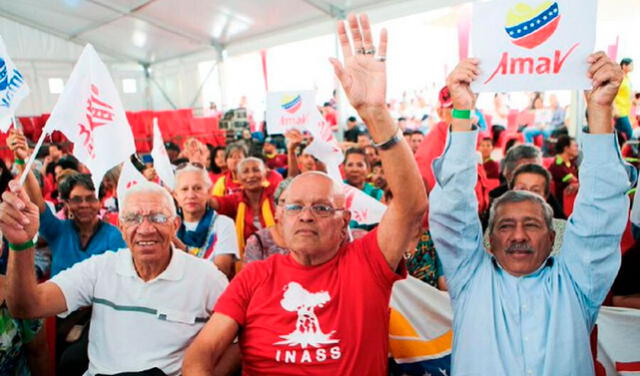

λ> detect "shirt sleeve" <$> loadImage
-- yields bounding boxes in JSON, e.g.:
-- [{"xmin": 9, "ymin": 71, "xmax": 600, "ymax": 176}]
[
  {"xmin": 49, "ymin": 253, "xmax": 104, "ymax": 317},
  {"xmin": 38, "ymin": 205, "xmax": 65, "ymax": 243},
  {"xmin": 358, "ymin": 229, "xmax": 407, "ymax": 289},
  {"xmin": 428, "ymin": 130, "xmax": 486, "ymax": 300},
  {"xmin": 559, "ymin": 133, "xmax": 634, "ymax": 310},
  {"xmin": 212, "ymin": 215, "xmax": 240, "ymax": 258},
  {"xmin": 214, "ymin": 262, "xmax": 261, "ymax": 326}
]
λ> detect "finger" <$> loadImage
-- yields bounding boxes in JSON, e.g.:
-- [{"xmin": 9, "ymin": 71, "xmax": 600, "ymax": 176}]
[
  {"xmin": 0, "ymin": 214, "xmax": 26, "ymax": 232},
  {"xmin": 360, "ymin": 14, "xmax": 374, "ymax": 51},
  {"xmin": 348, "ymin": 13, "xmax": 364, "ymax": 52},
  {"xmin": 378, "ymin": 28, "xmax": 388, "ymax": 59},
  {"xmin": 337, "ymin": 20, "xmax": 352, "ymax": 58},
  {"xmin": 0, "ymin": 203, "xmax": 30, "ymax": 226},
  {"xmin": 8, "ymin": 180, "xmax": 32, "ymax": 207},
  {"xmin": 587, "ymin": 51, "xmax": 606, "ymax": 64},
  {"xmin": 329, "ymin": 58, "xmax": 349, "ymax": 88},
  {"xmin": 2, "ymin": 190, "xmax": 25, "ymax": 211},
  {"xmin": 587, "ymin": 57, "xmax": 609, "ymax": 78}
]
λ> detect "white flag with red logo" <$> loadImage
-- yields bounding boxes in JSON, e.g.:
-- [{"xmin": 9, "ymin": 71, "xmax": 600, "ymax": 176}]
[
  {"xmin": 342, "ymin": 184, "xmax": 387, "ymax": 225},
  {"xmin": 117, "ymin": 158, "xmax": 146, "ymax": 202},
  {"xmin": 44, "ymin": 44, "xmax": 135, "ymax": 190},
  {"xmin": 0, "ymin": 35, "xmax": 30, "ymax": 132},
  {"xmin": 151, "ymin": 118, "xmax": 175, "ymax": 190}
]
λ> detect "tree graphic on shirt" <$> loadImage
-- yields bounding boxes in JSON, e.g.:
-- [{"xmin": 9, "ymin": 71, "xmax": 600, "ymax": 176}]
[{"xmin": 274, "ymin": 282, "xmax": 339, "ymax": 349}]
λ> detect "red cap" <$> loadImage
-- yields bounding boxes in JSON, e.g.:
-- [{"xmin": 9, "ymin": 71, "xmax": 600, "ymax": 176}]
[{"xmin": 438, "ymin": 86, "xmax": 453, "ymax": 109}]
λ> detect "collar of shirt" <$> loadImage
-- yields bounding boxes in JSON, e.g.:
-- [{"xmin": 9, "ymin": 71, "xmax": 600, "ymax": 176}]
[
  {"xmin": 116, "ymin": 246, "xmax": 185, "ymax": 282},
  {"xmin": 491, "ymin": 255, "xmax": 555, "ymax": 279}
]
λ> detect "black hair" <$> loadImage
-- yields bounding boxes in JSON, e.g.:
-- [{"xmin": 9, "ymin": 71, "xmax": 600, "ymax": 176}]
[
  {"xmin": 58, "ymin": 173, "xmax": 95, "ymax": 200},
  {"xmin": 509, "ymin": 163, "xmax": 552, "ymax": 196},
  {"xmin": 621, "ymin": 58, "xmax": 633, "ymax": 67},
  {"xmin": 55, "ymin": 156, "xmax": 80, "ymax": 172},
  {"xmin": 344, "ymin": 147, "xmax": 369, "ymax": 167},
  {"xmin": 555, "ymin": 135, "xmax": 575, "ymax": 155}
]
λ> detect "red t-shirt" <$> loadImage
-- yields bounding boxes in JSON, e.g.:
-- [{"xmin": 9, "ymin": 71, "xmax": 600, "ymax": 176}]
[{"xmin": 214, "ymin": 229, "xmax": 406, "ymax": 375}]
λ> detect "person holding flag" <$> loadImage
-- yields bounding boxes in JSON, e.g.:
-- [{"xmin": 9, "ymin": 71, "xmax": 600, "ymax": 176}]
[
  {"xmin": 183, "ymin": 13, "xmax": 426, "ymax": 375},
  {"xmin": 429, "ymin": 53, "xmax": 632, "ymax": 375},
  {"xmin": 7, "ymin": 129, "xmax": 125, "ymax": 277}
]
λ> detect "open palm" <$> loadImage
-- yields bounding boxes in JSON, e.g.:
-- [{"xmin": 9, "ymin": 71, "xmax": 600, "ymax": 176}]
[{"xmin": 330, "ymin": 14, "xmax": 388, "ymax": 113}]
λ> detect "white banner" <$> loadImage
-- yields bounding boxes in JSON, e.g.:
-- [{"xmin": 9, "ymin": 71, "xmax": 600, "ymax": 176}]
[
  {"xmin": 44, "ymin": 44, "xmax": 135, "ymax": 190},
  {"xmin": 266, "ymin": 91, "xmax": 317, "ymax": 135},
  {"xmin": 0, "ymin": 35, "xmax": 29, "ymax": 132},
  {"xmin": 471, "ymin": 0, "xmax": 596, "ymax": 92},
  {"xmin": 151, "ymin": 118, "xmax": 175, "ymax": 190},
  {"xmin": 596, "ymin": 306, "xmax": 640, "ymax": 375},
  {"xmin": 117, "ymin": 158, "xmax": 146, "ymax": 203}
]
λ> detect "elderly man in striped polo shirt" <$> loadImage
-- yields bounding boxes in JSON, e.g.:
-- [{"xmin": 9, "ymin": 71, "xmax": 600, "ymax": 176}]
[{"xmin": 0, "ymin": 181, "xmax": 229, "ymax": 376}]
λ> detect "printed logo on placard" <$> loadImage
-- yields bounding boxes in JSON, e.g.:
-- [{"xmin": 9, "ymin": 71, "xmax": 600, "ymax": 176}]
[
  {"xmin": 281, "ymin": 94, "xmax": 302, "ymax": 114},
  {"xmin": 505, "ymin": 1, "xmax": 560, "ymax": 49}
]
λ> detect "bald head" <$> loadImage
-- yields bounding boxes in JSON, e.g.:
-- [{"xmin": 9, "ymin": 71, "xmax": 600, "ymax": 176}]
[{"xmin": 288, "ymin": 171, "xmax": 345, "ymax": 208}]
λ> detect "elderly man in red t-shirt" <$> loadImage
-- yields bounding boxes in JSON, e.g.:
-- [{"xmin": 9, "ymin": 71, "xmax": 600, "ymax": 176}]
[{"xmin": 183, "ymin": 13, "xmax": 427, "ymax": 376}]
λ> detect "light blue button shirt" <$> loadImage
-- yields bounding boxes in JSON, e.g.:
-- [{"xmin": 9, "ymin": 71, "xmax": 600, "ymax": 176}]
[{"xmin": 429, "ymin": 130, "xmax": 632, "ymax": 376}]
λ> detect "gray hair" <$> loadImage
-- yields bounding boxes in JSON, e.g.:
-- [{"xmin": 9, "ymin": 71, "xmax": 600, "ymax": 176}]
[
  {"xmin": 119, "ymin": 181, "xmax": 177, "ymax": 217},
  {"xmin": 488, "ymin": 190, "xmax": 553, "ymax": 235},
  {"xmin": 225, "ymin": 142, "xmax": 248, "ymax": 160},
  {"xmin": 502, "ymin": 144, "xmax": 542, "ymax": 179},
  {"xmin": 174, "ymin": 164, "xmax": 212, "ymax": 189},
  {"xmin": 237, "ymin": 157, "xmax": 265, "ymax": 175}
]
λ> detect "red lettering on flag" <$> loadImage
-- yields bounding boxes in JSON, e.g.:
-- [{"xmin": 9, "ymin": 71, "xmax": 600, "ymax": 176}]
[{"xmin": 77, "ymin": 85, "xmax": 115, "ymax": 159}]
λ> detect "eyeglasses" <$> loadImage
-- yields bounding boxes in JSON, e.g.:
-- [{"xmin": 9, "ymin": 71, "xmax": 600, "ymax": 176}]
[
  {"xmin": 120, "ymin": 212, "xmax": 172, "ymax": 226},
  {"xmin": 283, "ymin": 204, "xmax": 344, "ymax": 218},
  {"xmin": 67, "ymin": 195, "xmax": 99, "ymax": 204},
  {"xmin": 176, "ymin": 162, "xmax": 205, "ymax": 170}
]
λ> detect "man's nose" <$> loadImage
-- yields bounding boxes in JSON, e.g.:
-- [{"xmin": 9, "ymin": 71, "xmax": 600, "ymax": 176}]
[{"xmin": 512, "ymin": 223, "xmax": 528, "ymax": 242}]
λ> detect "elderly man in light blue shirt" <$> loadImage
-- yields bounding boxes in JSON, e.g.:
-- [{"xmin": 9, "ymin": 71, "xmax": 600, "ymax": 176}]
[{"xmin": 430, "ymin": 52, "xmax": 633, "ymax": 376}]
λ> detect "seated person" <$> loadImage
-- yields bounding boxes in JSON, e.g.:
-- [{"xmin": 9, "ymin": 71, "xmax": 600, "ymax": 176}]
[
  {"xmin": 183, "ymin": 14, "xmax": 426, "ymax": 375},
  {"xmin": 173, "ymin": 164, "xmax": 239, "ymax": 279},
  {"xmin": 0, "ymin": 182, "xmax": 230, "ymax": 375}
]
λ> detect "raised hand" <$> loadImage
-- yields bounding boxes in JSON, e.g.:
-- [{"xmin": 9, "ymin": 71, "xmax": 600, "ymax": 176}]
[
  {"xmin": 6, "ymin": 129, "xmax": 30, "ymax": 161},
  {"xmin": 446, "ymin": 59, "xmax": 479, "ymax": 111},
  {"xmin": 284, "ymin": 129, "xmax": 303, "ymax": 151},
  {"xmin": 330, "ymin": 13, "xmax": 388, "ymax": 116},
  {"xmin": 586, "ymin": 52, "xmax": 623, "ymax": 108},
  {"xmin": 0, "ymin": 181, "xmax": 39, "ymax": 246}
]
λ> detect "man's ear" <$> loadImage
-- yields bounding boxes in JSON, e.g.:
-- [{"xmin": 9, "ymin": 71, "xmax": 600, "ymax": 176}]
[{"xmin": 173, "ymin": 215, "xmax": 182, "ymax": 232}]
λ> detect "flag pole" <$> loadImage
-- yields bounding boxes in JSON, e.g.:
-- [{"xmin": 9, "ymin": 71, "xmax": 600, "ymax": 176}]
[{"xmin": 18, "ymin": 130, "xmax": 47, "ymax": 187}]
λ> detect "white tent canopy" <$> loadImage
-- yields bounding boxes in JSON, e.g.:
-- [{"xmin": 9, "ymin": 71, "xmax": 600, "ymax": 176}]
[{"xmin": 1, "ymin": 0, "xmax": 638, "ymax": 116}]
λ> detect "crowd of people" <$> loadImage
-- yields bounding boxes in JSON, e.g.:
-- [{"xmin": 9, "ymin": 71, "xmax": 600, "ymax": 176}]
[{"xmin": 0, "ymin": 12, "xmax": 636, "ymax": 376}]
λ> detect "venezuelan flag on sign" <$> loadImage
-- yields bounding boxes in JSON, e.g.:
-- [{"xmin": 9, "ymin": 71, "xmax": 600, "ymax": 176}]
[{"xmin": 388, "ymin": 276, "xmax": 453, "ymax": 375}]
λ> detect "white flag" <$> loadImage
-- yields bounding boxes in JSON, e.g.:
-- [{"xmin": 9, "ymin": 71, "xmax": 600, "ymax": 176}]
[
  {"xmin": 44, "ymin": 44, "xmax": 135, "ymax": 191},
  {"xmin": 151, "ymin": 118, "xmax": 175, "ymax": 190},
  {"xmin": 0, "ymin": 35, "xmax": 30, "ymax": 132},
  {"xmin": 117, "ymin": 158, "xmax": 146, "ymax": 203},
  {"xmin": 596, "ymin": 306, "xmax": 640, "ymax": 375}
]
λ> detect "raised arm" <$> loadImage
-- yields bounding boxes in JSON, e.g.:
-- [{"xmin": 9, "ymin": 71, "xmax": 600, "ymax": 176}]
[
  {"xmin": 6, "ymin": 130, "xmax": 47, "ymax": 213},
  {"xmin": 0, "ymin": 182, "xmax": 68, "ymax": 319},
  {"xmin": 560, "ymin": 52, "xmax": 632, "ymax": 307},
  {"xmin": 330, "ymin": 14, "xmax": 427, "ymax": 270},
  {"xmin": 427, "ymin": 59, "xmax": 486, "ymax": 297},
  {"xmin": 285, "ymin": 129, "xmax": 303, "ymax": 178}
]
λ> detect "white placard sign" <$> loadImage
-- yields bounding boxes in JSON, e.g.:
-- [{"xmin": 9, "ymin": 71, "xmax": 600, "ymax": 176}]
[
  {"xmin": 471, "ymin": 0, "xmax": 596, "ymax": 92},
  {"xmin": 265, "ymin": 90, "xmax": 316, "ymax": 134}
]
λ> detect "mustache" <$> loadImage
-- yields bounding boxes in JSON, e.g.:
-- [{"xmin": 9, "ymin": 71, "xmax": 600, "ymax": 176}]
[{"xmin": 506, "ymin": 243, "xmax": 534, "ymax": 253}]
